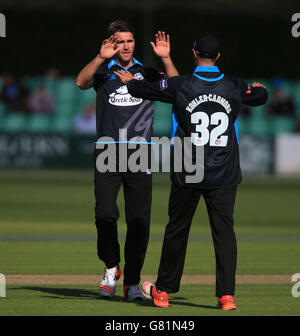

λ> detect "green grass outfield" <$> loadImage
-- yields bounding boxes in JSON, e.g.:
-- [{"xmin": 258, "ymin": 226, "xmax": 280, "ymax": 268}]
[
  {"xmin": 1, "ymin": 284, "xmax": 299, "ymax": 316},
  {"xmin": 0, "ymin": 241, "xmax": 299, "ymax": 274},
  {"xmin": 0, "ymin": 170, "xmax": 300, "ymax": 315}
]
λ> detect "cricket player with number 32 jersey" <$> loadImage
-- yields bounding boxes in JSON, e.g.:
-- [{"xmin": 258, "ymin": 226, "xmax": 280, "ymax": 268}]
[{"xmin": 115, "ymin": 33, "xmax": 268, "ymax": 310}]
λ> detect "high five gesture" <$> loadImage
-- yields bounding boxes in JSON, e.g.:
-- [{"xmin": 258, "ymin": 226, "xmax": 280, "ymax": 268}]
[
  {"xmin": 150, "ymin": 31, "xmax": 179, "ymax": 78},
  {"xmin": 99, "ymin": 35, "xmax": 122, "ymax": 60},
  {"xmin": 150, "ymin": 31, "xmax": 170, "ymax": 59}
]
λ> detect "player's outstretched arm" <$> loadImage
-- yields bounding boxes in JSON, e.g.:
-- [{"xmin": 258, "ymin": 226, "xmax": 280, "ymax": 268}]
[
  {"xmin": 150, "ymin": 31, "xmax": 179, "ymax": 78},
  {"xmin": 75, "ymin": 55, "xmax": 104, "ymax": 90},
  {"xmin": 241, "ymin": 81, "xmax": 268, "ymax": 106},
  {"xmin": 115, "ymin": 72, "xmax": 177, "ymax": 105},
  {"xmin": 76, "ymin": 35, "xmax": 122, "ymax": 90},
  {"xmin": 114, "ymin": 69, "xmax": 178, "ymax": 104}
]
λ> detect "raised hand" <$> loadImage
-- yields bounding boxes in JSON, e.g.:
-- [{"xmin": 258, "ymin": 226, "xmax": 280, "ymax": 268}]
[
  {"xmin": 114, "ymin": 70, "xmax": 134, "ymax": 84},
  {"xmin": 99, "ymin": 35, "xmax": 122, "ymax": 60},
  {"xmin": 252, "ymin": 82, "xmax": 266, "ymax": 89},
  {"xmin": 150, "ymin": 31, "xmax": 170, "ymax": 59}
]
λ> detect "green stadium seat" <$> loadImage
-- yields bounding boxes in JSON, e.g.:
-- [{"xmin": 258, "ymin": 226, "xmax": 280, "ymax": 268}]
[
  {"xmin": 44, "ymin": 79, "xmax": 58, "ymax": 96},
  {"xmin": 247, "ymin": 115, "xmax": 272, "ymax": 135},
  {"xmin": 281, "ymin": 81, "xmax": 294, "ymax": 97},
  {"xmin": 55, "ymin": 77, "xmax": 77, "ymax": 103},
  {"xmin": 55, "ymin": 101, "xmax": 74, "ymax": 116},
  {"xmin": 26, "ymin": 114, "xmax": 52, "ymax": 132},
  {"xmin": 74, "ymin": 89, "xmax": 96, "ymax": 116},
  {"xmin": 153, "ymin": 102, "xmax": 172, "ymax": 136},
  {"xmin": 77, "ymin": 87, "xmax": 95, "ymax": 101},
  {"xmin": 0, "ymin": 104, "xmax": 6, "ymax": 131},
  {"xmin": 0, "ymin": 102, "xmax": 6, "ymax": 116},
  {"xmin": 52, "ymin": 78, "xmax": 78, "ymax": 117},
  {"xmin": 235, "ymin": 116, "xmax": 248, "ymax": 135},
  {"xmin": 270, "ymin": 116, "xmax": 295, "ymax": 134},
  {"xmin": 52, "ymin": 116, "xmax": 73, "ymax": 133},
  {"xmin": 2, "ymin": 113, "xmax": 27, "ymax": 132},
  {"xmin": 23, "ymin": 77, "xmax": 44, "ymax": 91},
  {"xmin": 249, "ymin": 105, "xmax": 265, "ymax": 118}
]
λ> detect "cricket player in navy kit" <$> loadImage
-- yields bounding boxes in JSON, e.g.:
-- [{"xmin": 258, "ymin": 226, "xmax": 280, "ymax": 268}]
[
  {"xmin": 76, "ymin": 21, "xmax": 178, "ymax": 300},
  {"xmin": 115, "ymin": 33, "xmax": 268, "ymax": 309}
]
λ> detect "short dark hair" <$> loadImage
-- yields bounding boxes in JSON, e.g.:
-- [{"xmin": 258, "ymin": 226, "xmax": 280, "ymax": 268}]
[{"xmin": 107, "ymin": 20, "xmax": 135, "ymax": 36}]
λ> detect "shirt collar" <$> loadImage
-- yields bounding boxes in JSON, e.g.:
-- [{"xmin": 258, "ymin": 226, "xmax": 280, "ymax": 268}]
[
  {"xmin": 107, "ymin": 57, "xmax": 143, "ymax": 70},
  {"xmin": 194, "ymin": 65, "xmax": 220, "ymax": 73}
]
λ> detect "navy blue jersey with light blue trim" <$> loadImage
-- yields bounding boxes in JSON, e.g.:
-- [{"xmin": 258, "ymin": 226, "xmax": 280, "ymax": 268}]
[
  {"xmin": 93, "ymin": 57, "xmax": 164, "ymax": 142},
  {"xmin": 127, "ymin": 66, "xmax": 268, "ymax": 188}
]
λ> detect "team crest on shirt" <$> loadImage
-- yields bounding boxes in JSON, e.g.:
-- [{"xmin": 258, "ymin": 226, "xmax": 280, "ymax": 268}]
[
  {"xmin": 108, "ymin": 85, "xmax": 143, "ymax": 106},
  {"xmin": 133, "ymin": 72, "xmax": 144, "ymax": 80}
]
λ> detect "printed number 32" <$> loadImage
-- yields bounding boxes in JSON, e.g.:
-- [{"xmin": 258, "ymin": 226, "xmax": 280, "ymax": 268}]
[{"xmin": 191, "ymin": 111, "xmax": 229, "ymax": 147}]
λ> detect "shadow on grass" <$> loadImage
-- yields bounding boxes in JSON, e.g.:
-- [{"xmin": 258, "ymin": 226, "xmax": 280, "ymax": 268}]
[
  {"xmin": 170, "ymin": 299, "xmax": 218, "ymax": 310},
  {"xmin": 9, "ymin": 286, "xmax": 150, "ymax": 305},
  {"xmin": 10, "ymin": 286, "xmax": 110, "ymax": 301},
  {"xmin": 9, "ymin": 287, "xmax": 218, "ymax": 310}
]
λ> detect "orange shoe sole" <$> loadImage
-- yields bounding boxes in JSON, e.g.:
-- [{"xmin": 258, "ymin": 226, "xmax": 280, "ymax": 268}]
[
  {"xmin": 153, "ymin": 297, "xmax": 169, "ymax": 308},
  {"xmin": 221, "ymin": 302, "xmax": 237, "ymax": 310}
]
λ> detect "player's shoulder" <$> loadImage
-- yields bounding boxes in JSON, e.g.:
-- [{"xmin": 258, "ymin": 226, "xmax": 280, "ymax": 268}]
[
  {"xmin": 176, "ymin": 74, "xmax": 197, "ymax": 86},
  {"xmin": 93, "ymin": 62, "xmax": 110, "ymax": 91},
  {"xmin": 223, "ymin": 74, "xmax": 239, "ymax": 83},
  {"xmin": 95, "ymin": 62, "xmax": 109, "ymax": 76},
  {"xmin": 223, "ymin": 74, "xmax": 247, "ymax": 89}
]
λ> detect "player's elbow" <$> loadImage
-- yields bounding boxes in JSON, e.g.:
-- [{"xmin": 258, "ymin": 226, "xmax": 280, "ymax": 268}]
[
  {"xmin": 244, "ymin": 88, "xmax": 269, "ymax": 106},
  {"xmin": 254, "ymin": 90, "xmax": 269, "ymax": 106},
  {"xmin": 75, "ymin": 79, "xmax": 85, "ymax": 90},
  {"xmin": 75, "ymin": 79, "xmax": 82, "ymax": 88},
  {"xmin": 75, "ymin": 78, "xmax": 91, "ymax": 90}
]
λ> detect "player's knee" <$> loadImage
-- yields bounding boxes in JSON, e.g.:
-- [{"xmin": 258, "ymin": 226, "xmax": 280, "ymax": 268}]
[{"xmin": 95, "ymin": 215, "xmax": 118, "ymax": 227}]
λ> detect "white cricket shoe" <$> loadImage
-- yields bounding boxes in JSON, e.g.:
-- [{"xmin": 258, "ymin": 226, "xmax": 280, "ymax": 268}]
[
  {"xmin": 99, "ymin": 265, "xmax": 121, "ymax": 298},
  {"xmin": 141, "ymin": 281, "xmax": 155, "ymax": 299}
]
